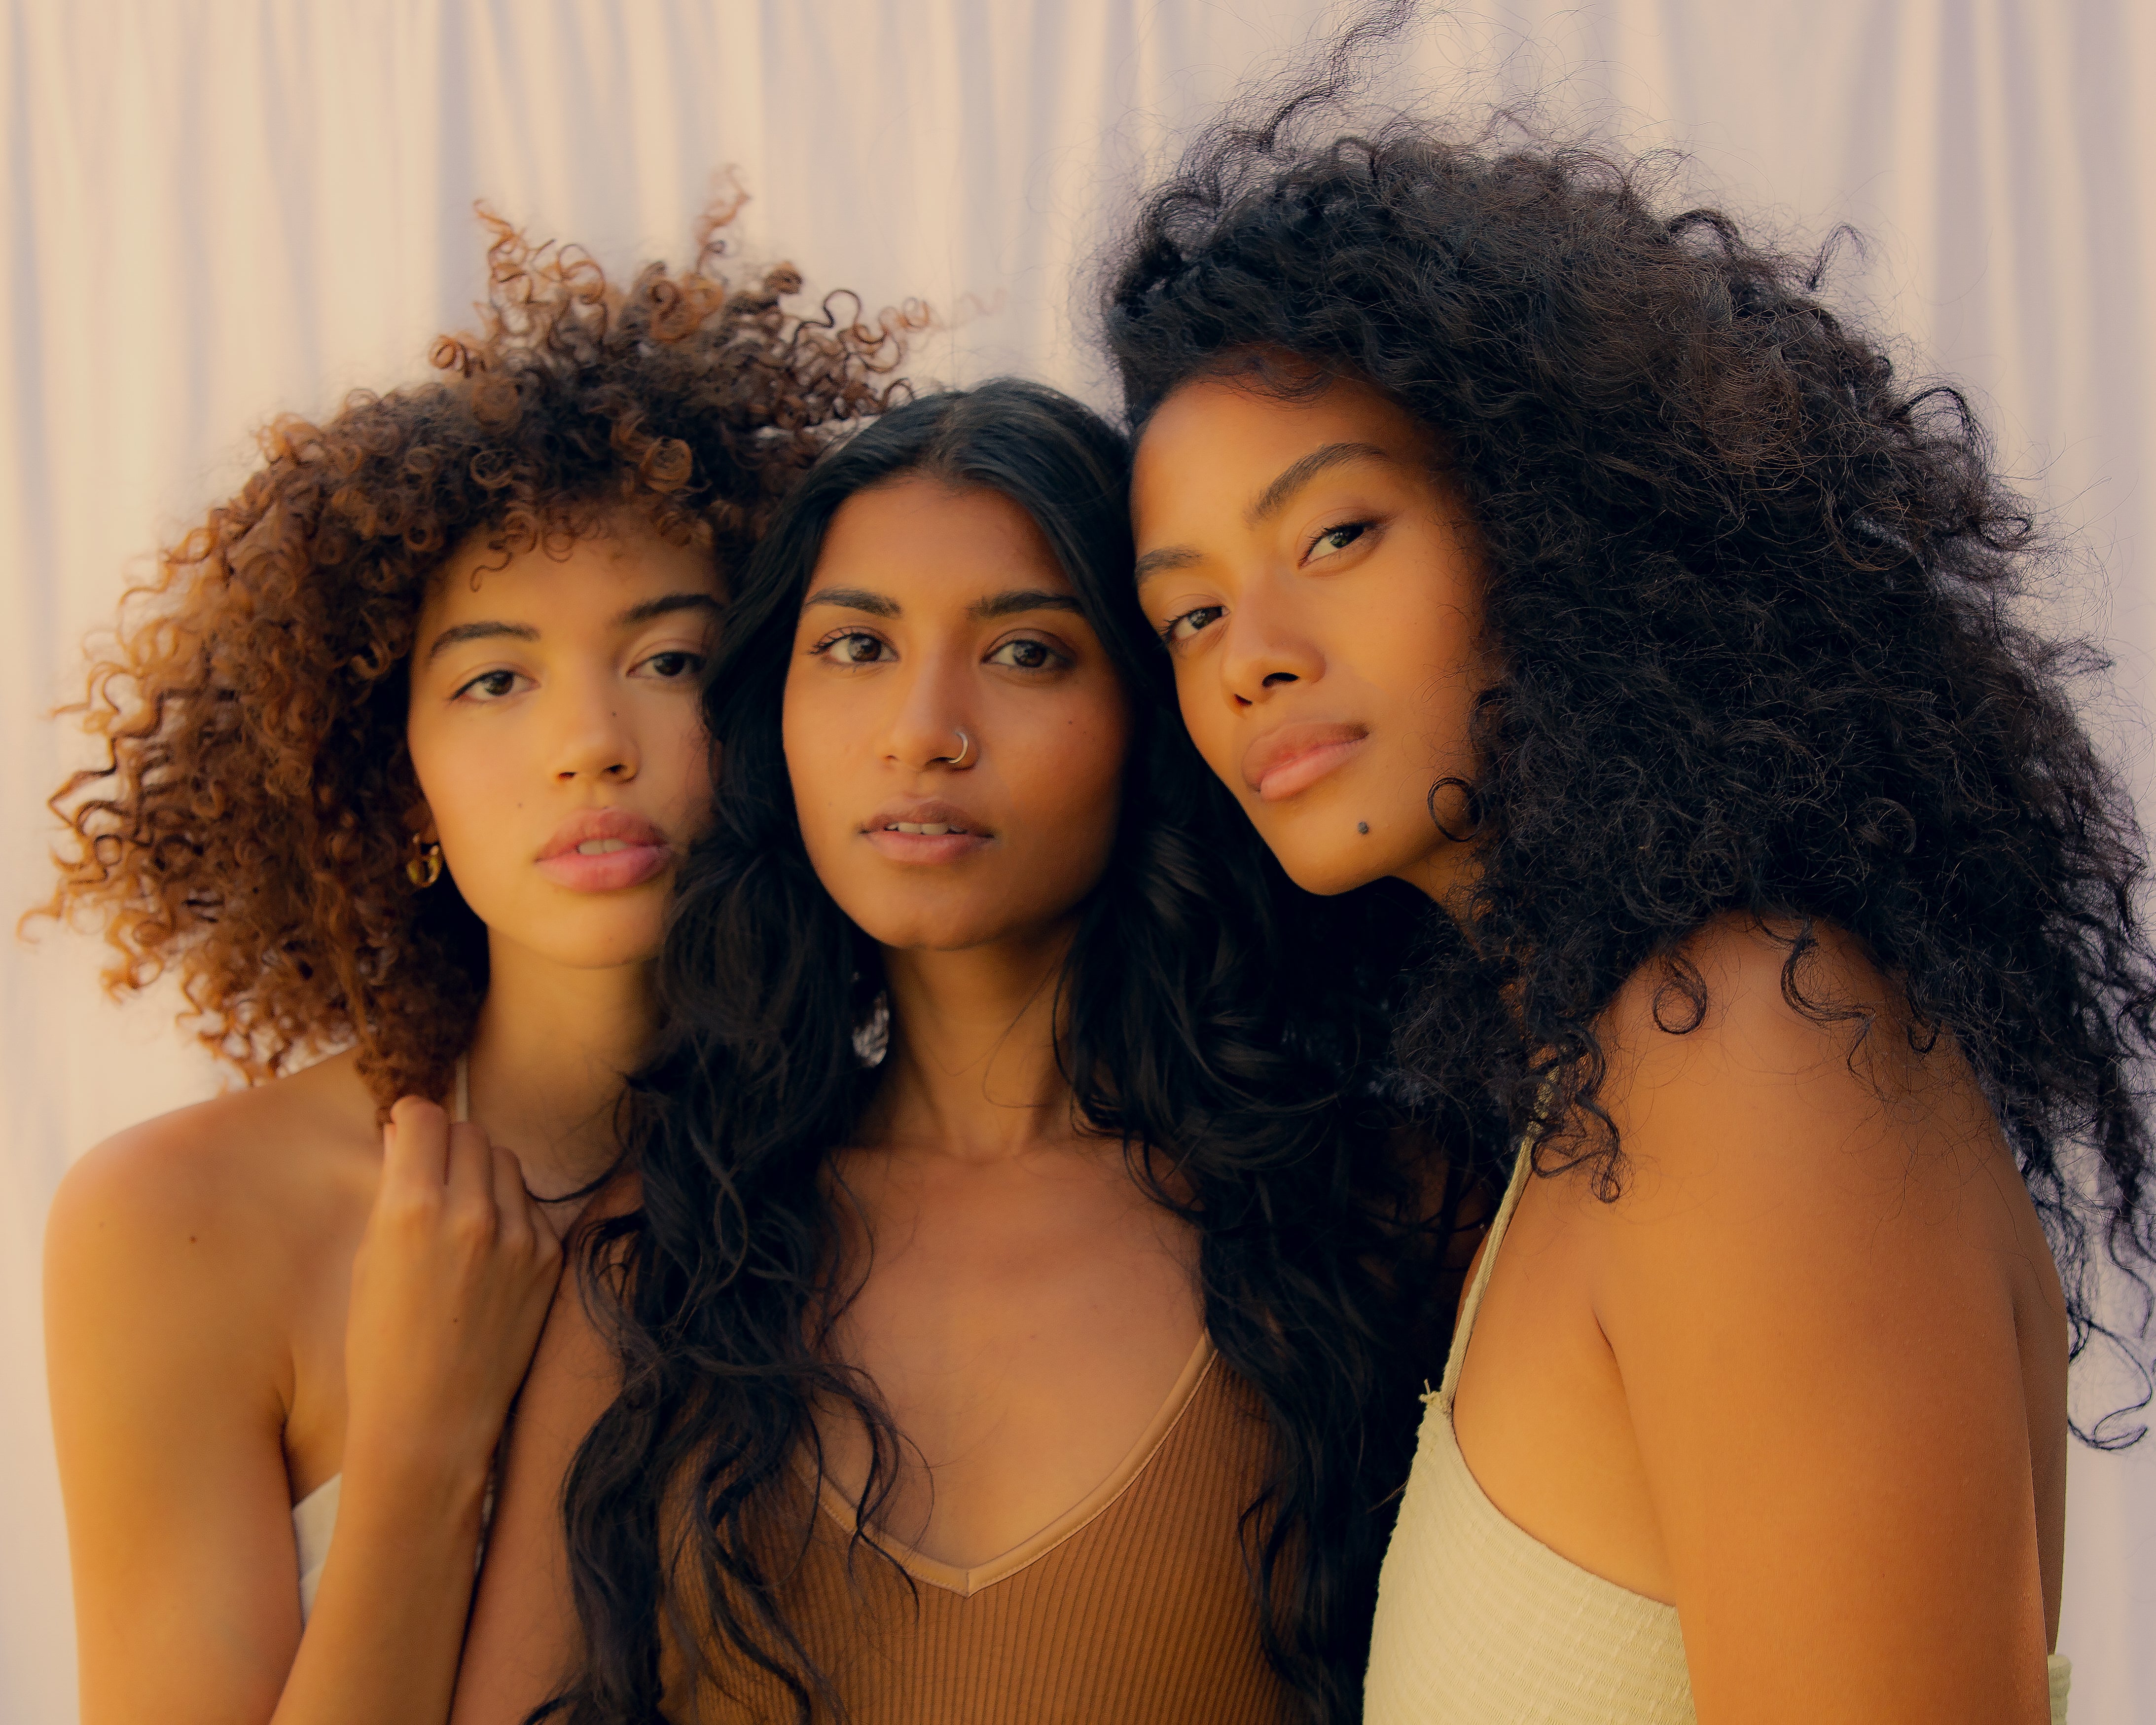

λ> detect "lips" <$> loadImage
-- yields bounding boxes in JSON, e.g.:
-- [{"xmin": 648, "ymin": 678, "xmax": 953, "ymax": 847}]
[
  {"xmin": 535, "ymin": 807, "xmax": 673, "ymax": 892},
  {"xmin": 1241, "ymin": 722, "xmax": 1369, "ymax": 804},
  {"xmin": 863, "ymin": 797, "xmax": 992, "ymax": 864}
]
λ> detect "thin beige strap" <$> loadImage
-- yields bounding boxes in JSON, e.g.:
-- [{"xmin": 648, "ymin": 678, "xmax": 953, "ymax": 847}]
[
  {"xmin": 452, "ymin": 1054, "xmax": 470, "ymax": 1125},
  {"xmin": 1434, "ymin": 1128, "xmax": 1539, "ymax": 1407}
]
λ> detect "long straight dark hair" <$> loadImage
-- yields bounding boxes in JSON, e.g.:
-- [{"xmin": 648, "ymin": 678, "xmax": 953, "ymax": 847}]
[{"xmin": 543, "ymin": 378, "xmax": 1448, "ymax": 1724}]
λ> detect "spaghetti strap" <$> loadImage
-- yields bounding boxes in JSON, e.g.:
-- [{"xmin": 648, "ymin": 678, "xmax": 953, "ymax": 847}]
[{"xmin": 1434, "ymin": 1130, "xmax": 1536, "ymax": 1406}]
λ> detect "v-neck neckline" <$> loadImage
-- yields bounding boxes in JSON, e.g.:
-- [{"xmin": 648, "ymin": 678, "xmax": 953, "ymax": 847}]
[{"xmin": 812, "ymin": 1331, "xmax": 1217, "ymax": 1599}]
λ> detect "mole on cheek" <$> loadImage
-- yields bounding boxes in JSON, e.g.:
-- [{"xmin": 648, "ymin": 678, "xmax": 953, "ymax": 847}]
[{"xmin": 1357, "ymin": 821, "xmax": 1369, "ymax": 835}]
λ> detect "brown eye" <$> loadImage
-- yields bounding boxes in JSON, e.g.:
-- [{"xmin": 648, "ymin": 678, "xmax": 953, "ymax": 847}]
[
  {"xmin": 640, "ymin": 650, "xmax": 704, "ymax": 680},
  {"xmin": 986, "ymin": 636, "xmax": 1063, "ymax": 671},
  {"xmin": 1306, "ymin": 521, "xmax": 1372, "ymax": 563},
  {"xmin": 455, "ymin": 668, "xmax": 524, "ymax": 700},
  {"xmin": 1163, "ymin": 606, "xmax": 1223, "ymax": 644},
  {"xmin": 818, "ymin": 631, "xmax": 888, "ymax": 664}
]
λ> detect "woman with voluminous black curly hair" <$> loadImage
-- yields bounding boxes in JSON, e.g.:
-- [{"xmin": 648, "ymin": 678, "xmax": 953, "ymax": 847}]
[
  {"xmin": 1106, "ymin": 85, "xmax": 2156, "ymax": 1725},
  {"xmin": 36, "ymin": 206, "xmax": 903, "ymax": 1725},
  {"xmin": 446, "ymin": 379, "xmax": 1465, "ymax": 1725}
]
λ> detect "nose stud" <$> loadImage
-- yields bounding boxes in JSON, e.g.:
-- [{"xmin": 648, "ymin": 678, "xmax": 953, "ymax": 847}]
[{"xmin": 938, "ymin": 730, "xmax": 976, "ymax": 769}]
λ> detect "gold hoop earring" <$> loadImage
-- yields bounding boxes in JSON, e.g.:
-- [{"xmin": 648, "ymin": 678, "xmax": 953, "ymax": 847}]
[{"xmin": 405, "ymin": 836, "xmax": 444, "ymax": 889}]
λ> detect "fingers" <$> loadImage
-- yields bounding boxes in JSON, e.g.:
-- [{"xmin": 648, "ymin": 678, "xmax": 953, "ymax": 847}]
[
  {"xmin": 490, "ymin": 1143, "xmax": 536, "ymax": 1247},
  {"xmin": 383, "ymin": 1095, "xmax": 452, "ymax": 1190},
  {"xmin": 445, "ymin": 1120, "xmax": 496, "ymax": 1235}
]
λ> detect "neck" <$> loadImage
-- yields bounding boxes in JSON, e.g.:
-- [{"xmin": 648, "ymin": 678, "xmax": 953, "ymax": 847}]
[
  {"xmin": 464, "ymin": 934, "xmax": 656, "ymax": 1201},
  {"xmin": 1398, "ymin": 841, "xmax": 1480, "ymax": 919},
  {"xmin": 866, "ymin": 920, "xmax": 1081, "ymax": 1164}
]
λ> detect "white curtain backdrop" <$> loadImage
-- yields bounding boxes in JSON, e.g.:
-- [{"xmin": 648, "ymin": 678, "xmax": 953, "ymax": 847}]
[{"xmin": 4, "ymin": 3, "xmax": 2152, "ymax": 1720}]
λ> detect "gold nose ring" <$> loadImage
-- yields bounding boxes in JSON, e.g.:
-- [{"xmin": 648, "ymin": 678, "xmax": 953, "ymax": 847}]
[{"xmin": 943, "ymin": 730, "xmax": 975, "ymax": 768}]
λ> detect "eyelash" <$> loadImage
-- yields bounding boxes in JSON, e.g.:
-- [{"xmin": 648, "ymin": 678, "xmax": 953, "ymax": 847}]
[
  {"xmin": 450, "ymin": 648, "xmax": 705, "ymax": 702},
  {"xmin": 1157, "ymin": 606, "xmax": 1224, "ymax": 646},
  {"xmin": 1153, "ymin": 518, "xmax": 1380, "ymax": 646},
  {"xmin": 453, "ymin": 668, "xmax": 524, "ymax": 701},
  {"xmin": 808, "ymin": 628, "xmax": 890, "ymax": 665},
  {"xmin": 806, "ymin": 629, "xmax": 1070, "ymax": 671},
  {"xmin": 1306, "ymin": 519, "xmax": 1373, "ymax": 561},
  {"xmin": 637, "ymin": 649, "xmax": 705, "ymax": 681}
]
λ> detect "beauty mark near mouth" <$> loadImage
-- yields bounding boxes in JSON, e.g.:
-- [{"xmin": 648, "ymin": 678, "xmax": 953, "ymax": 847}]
[{"xmin": 1242, "ymin": 723, "xmax": 1369, "ymax": 804}]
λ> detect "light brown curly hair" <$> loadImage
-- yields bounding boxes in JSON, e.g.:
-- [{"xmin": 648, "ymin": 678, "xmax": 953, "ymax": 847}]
[{"xmin": 36, "ymin": 203, "xmax": 911, "ymax": 1110}]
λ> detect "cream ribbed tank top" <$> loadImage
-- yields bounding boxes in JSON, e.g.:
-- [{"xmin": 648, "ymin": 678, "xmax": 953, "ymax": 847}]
[{"xmin": 1363, "ymin": 1133, "xmax": 2072, "ymax": 1725}]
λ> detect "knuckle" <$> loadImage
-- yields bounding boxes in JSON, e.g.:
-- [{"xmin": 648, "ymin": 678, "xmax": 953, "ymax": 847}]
[
  {"xmin": 445, "ymin": 1201, "xmax": 496, "ymax": 1250},
  {"xmin": 389, "ymin": 1095, "xmax": 445, "ymax": 1132}
]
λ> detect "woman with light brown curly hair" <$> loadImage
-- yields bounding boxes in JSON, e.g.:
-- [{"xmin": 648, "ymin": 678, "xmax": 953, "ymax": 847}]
[{"xmin": 35, "ymin": 210, "xmax": 902, "ymax": 1725}]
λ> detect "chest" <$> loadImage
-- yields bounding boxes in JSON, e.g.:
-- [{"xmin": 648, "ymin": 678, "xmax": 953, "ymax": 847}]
[{"xmin": 817, "ymin": 1148, "xmax": 1204, "ymax": 1568}]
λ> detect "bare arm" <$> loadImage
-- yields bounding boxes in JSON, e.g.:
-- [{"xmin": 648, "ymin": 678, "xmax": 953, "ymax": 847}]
[
  {"xmin": 1591, "ymin": 927, "xmax": 2063, "ymax": 1724},
  {"xmin": 47, "ymin": 1098, "xmax": 560, "ymax": 1725}
]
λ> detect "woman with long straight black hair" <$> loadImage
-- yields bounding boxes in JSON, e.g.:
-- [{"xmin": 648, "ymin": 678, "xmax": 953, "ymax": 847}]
[{"xmin": 451, "ymin": 379, "xmax": 1462, "ymax": 1725}]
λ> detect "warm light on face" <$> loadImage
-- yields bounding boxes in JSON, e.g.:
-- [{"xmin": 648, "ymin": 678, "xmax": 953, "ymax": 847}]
[
  {"xmin": 781, "ymin": 477, "xmax": 1132, "ymax": 954},
  {"xmin": 404, "ymin": 515, "xmax": 721, "ymax": 972},
  {"xmin": 1129, "ymin": 373, "xmax": 1489, "ymax": 901}
]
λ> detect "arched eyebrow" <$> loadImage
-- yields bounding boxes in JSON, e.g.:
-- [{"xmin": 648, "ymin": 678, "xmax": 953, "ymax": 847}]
[
  {"xmin": 799, "ymin": 587, "xmax": 1081, "ymax": 621},
  {"xmin": 613, "ymin": 592, "xmax": 720, "ymax": 627},
  {"xmin": 1134, "ymin": 440, "xmax": 1397, "ymax": 586},
  {"xmin": 969, "ymin": 589, "xmax": 1081, "ymax": 620},
  {"xmin": 423, "ymin": 620, "xmax": 539, "ymax": 661},
  {"xmin": 423, "ymin": 592, "xmax": 716, "ymax": 661},
  {"xmin": 800, "ymin": 587, "xmax": 898, "ymax": 617},
  {"xmin": 1246, "ymin": 440, "xmax": 1394, "ymax": 526}
]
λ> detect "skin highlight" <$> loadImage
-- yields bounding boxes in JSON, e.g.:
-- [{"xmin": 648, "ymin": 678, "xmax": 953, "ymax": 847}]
[{"xmin": 1133, "ymin": 370, "xmax": 2068, "ymax": 1725}]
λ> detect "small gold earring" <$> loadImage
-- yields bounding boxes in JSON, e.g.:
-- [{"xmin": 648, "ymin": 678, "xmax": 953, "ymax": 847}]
[{"xmin": 405, "ymin": 836, "xmax": 444, "ymax": 889}]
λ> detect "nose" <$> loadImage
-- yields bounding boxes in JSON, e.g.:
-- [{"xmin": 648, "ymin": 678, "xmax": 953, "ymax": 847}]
[
  {"xmin": 1218, "ymin": 581, "xmax": 1325, "ymax": 708},
  {"xmin": 554, "ymin": 676, "xmax": 638, "ymax": 783},
  {"xmin": 885, "ymin": 652, "xmax": 974, "ymax": 772}
]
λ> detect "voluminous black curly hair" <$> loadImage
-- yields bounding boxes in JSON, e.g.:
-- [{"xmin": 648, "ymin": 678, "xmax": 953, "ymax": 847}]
[
  {"xmin": 1102, "ymin": 94, "xmax": 2156, "ymax": 1438},
  {"xmin": 544, "ymin": 381, "xmax": 1455, "ymax": 1725}
]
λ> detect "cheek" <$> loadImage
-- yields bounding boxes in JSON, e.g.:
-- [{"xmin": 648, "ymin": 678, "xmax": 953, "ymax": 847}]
[
  {"xmin": 1009, "ymin": 700, "xmax": 1131, "ymax": 868},
  {"xmin": 649, "ymin": 701, "xmax": 716, "ymax": 825},
  {"xmin": 778, "ymin": 690, "xmax": 852, "ymax": 857},
  {"xmin": 1171, "ymin": 662, "xmax": 1237, "ymax": 782}
]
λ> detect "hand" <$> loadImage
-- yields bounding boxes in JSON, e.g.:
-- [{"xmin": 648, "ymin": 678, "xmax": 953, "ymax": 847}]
[{"xmin": 342, "ymin": 1098, "xmax": 564, "ymax": 1499}]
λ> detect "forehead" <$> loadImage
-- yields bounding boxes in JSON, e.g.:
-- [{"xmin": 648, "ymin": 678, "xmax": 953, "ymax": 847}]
[
  {"xmin": 423, "ymin": 518, "xmax": 720, "ymax": 621},
  {"xmin": 814, "ymin": 477, "xmax": 1070, "ymax": 595},
  {"xmin": 1132, "ymin": 374, "xmax": 1428, "ymax": 506}
]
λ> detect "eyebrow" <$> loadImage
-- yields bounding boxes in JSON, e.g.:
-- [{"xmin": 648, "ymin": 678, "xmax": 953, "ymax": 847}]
[
  {"xmin": 1246, "ymin": 440, "xmax": 1395, "ymax": 526},
  {"xmin": 614, "ymin": 592, "xmax": 721, "ymax": 627},
  {"xmin": 798, "ymin": 587, "xmax": 1082, "ymax": 621},
  {"xmin": 1133, "ymin": 440, "xmax": 1397, "ymax": 587},
  {"xmin": 423, "ymin": 620, "xmax": 539, "ymax": 661},
  {"xmin": 800, "ymin": 586, "xmax": 899, "ymax": 617},
  {"xmin": 969, "ymin": 588, "xmax": 1082, "ymax": 620},
  {"xmin": 423, "ymin": 591, "xmax": 719, "ymax": 662}
]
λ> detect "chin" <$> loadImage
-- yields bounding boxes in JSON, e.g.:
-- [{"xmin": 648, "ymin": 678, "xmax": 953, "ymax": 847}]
[{"xmin": 1255, "ymin": 823, "xmax": 1391, "ymax": 898}]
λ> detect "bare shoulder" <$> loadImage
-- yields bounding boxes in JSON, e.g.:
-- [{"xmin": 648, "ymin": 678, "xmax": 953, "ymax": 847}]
[
  {"xmin": 1569, "ymin": 914, "xmax": 2057, "ymax": 1339},
  {"xmin": 1591, "ymin": 917, "xmax": 2012, "ymax": 1200},
  {"xmin": 46, "ymin": 1049, "xmax": 382, "ymax": 1319}
]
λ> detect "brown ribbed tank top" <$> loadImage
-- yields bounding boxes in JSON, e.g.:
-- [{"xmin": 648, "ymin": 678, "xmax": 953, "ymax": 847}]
[{"xmin": 671, "ymin": 1337, "xmax": 1298, "ymax": 1724}]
